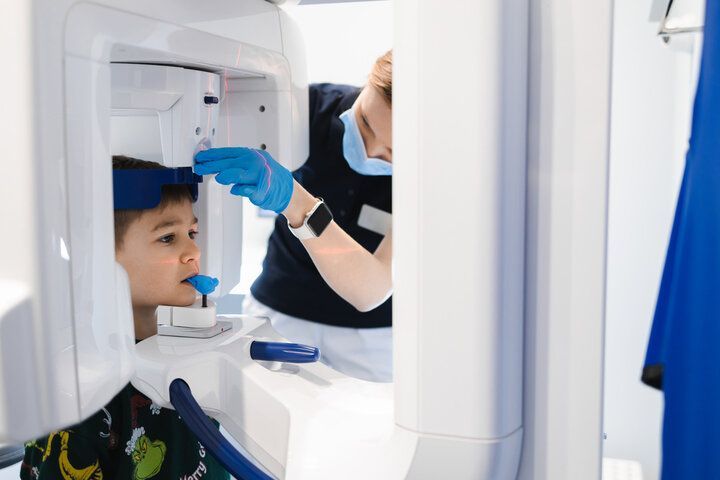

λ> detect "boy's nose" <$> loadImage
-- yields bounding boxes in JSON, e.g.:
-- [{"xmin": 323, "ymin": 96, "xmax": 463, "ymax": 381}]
[{"xmin": 181, "ymin": 241, "xmax": 201, "ymax": 265}]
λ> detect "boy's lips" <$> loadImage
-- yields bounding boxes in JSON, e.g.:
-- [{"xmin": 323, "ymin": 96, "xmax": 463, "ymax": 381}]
[{"xmin": 181, "ymin": 272, "xmax": 200, "ymax": 284}]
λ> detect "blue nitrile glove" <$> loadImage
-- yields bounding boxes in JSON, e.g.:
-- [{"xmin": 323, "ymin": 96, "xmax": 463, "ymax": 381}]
[
  {"xmin": 194, "ymin": 147, "xmax": 294, "ymax": 214},
  {"xmin": 185, "ymin": 275, "xmax": 219, "ymax": 295}
]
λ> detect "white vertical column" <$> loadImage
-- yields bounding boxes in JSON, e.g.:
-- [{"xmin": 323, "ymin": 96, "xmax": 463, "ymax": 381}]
[
  {"xmin": 0, "ymin": 0, "xmax": 35, "ymax": 291},
  {"xmin": 0, "ymin": 0, "xmax": 42, "ymax": 442},
  {"xmin": 394, "ymin": 0, "xmax": 527, "ymax": 461},
  {"xmin": 519, "ymin": 1, "xmax": 613, "ymax": 479}
]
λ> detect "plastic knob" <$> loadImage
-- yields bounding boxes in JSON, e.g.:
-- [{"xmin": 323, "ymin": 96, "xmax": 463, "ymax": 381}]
[{"xmin": 250, "ymin": 341, "xmax": 320, "ymax": 363}]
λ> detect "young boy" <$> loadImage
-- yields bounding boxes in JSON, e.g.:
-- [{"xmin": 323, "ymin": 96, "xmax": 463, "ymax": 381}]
[{"xmin": 21, "ymin": 156, "xmax": 229, "ymax": 479}]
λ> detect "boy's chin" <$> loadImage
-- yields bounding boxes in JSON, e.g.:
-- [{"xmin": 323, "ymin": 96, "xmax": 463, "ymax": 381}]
[
  {"xmin": 158, "ymin": 290, "xmax": 197, "ymax": 307},
  {"xmin": 175, "ymin": 294, "xmax": 198, "ymax": 307}
]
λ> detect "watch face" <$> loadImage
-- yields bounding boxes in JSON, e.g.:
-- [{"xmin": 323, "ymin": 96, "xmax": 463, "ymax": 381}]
[{"xmin": 307, "ymin": 202, "xmax": 334, "ymax": 236}]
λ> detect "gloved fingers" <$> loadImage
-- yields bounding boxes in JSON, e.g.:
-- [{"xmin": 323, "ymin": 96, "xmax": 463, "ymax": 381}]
[
  {"xmin": 195, "ymin": 146, "xmax": 291, "ymax": 213},
  {"xmin": 249, "ymin": 189, "xmax": 270, "ymax": 207},
  {"xmin": 214, "ymin": 168, "xmax": 254, "ymax": 186},
  {"xmin": 251, "ymin": 149, "xmax": 278, "ymax": 172},
  {"xmin": 256, "ymin": 149, "xmax": 277, "ymax": 163},
  {"xmin": 195, "ymin": 146, "xmax": 255, "ymax": 163},
  {"xmin": 194, "ymin": 157, "xmax": 247, "ymax": 175},
  {"xmin": 230, "ymin": 184, "xmax": 256, "ymax": 197}
]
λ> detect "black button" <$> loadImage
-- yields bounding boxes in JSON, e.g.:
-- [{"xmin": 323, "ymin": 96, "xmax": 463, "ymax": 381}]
[{"xmin": 204, "ymin": 96, "xmax": 219, "ymax": 105}]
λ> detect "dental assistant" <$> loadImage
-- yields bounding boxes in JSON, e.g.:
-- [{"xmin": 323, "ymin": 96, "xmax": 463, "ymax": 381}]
[{"xmin": 195, "ymin": 51, "xmax": 393, "ymax": 382}]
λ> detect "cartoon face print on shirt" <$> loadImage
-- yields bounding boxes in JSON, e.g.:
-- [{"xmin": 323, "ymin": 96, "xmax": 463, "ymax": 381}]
[
  {"xmin": 125, "ymin": 393, "xmax": 167, "ymax": 480},
  {"xmin": 131, "ymin": 432, "xmax": 167, "ymax": 480}
]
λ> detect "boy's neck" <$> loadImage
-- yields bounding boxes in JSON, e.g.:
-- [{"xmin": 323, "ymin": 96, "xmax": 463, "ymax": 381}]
[{"xmin": 133, "ymin": 306, "xmax": 158, "ymax": 340}]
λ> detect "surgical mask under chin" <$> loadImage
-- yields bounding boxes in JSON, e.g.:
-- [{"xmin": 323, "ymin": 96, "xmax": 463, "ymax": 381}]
[{"xmin": 339, "ymin": 108, "xmax": 392, "ymax": 176}]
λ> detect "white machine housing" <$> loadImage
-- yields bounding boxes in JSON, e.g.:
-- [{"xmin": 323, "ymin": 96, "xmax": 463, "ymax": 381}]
[
  {"xmin": 110, "ymin": 63, "xmax": 242, "ymax": 300},
  {"xmin": 0, "ymin": 0, "xmax": 614, "ymax": 479},
  {"xmin": 111, "ymin": 64, "xmax": 221, "ymax": 167},
  {"xmin": 0, "ymin": 0, "xmax": 308, "ymax": 442}
]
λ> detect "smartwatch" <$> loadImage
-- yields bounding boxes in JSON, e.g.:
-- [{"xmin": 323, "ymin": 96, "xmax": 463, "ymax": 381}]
[{"xmin": 288, "ymin": 198, "xmax": 334, "ymax": 240}]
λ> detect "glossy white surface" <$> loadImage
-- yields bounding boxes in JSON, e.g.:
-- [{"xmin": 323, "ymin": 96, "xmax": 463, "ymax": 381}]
[
  {"xmin": 394, "ymin": 0, "xmax": 526, "ymax": 453},
  {"xmin": 3, "ymin": 0, "xmax": 616, "ymax": 477},
  {"xmin": 392, "ymin": 0, "xmax": 527, "ymax": 476},
  {"xmin": 65, "ymin": 52, "xmax": 137, "ymax": 420},
  {"xmin": 519, "ymin": 0, "xmax": 612, "ymax": 479},
  {"xmin": 660, "ymin": 0, "xmax": 705, "ymax": 34},
  {"xmin": 135, "ymin": 316, "xmax": 521, "ymax": 479},
  {"xmin": 0, "ymin": 282, "xmax": 43, "ymax": 440},
  {"xmin": 162, "ymin": 300, "xmax": 218, "ymax": 328},
  {"xmin": 0, "ymin": 0, "xmax": 48, "ymax": 444},
  {"xmin": 111, "ymin": 64, "xmax": 221, "ymax": 168},
  {"xmin": 0, "ymin": 0, "xmax": 308, "ymax": 442},
  {"xmin": 0, "ymin": 463, "xmax": 20, "ymax": 480}
]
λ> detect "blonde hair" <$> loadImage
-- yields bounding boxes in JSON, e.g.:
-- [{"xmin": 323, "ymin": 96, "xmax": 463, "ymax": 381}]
[{"xmin": 368, "ymin": 50, "xmax": 392, "ymax": 106}]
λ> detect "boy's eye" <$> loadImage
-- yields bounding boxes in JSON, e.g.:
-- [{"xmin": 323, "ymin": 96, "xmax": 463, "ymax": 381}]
[{"xmin": 158, "ymin": 234, "xmax": 175, "ymax": 244}]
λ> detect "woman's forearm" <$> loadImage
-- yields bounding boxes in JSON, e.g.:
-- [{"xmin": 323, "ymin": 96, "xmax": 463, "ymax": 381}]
[{"xmin": 283, "ymin": 180, "xmax": 393, "ymax": 312}]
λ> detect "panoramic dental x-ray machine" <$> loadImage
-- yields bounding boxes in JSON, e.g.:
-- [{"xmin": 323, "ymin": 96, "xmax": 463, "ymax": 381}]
[{"xmin": 0, "ymin": 0, "xmax": 615, "ymax": 478}]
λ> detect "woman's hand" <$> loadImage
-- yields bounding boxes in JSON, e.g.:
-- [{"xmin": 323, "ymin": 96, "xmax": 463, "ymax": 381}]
[{"xmin": 194, "ymin": 147, "xmax": 293, "ymax": 214}]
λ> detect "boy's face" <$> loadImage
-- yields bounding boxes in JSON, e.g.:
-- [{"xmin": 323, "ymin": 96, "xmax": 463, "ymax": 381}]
[{"xmin": 116, "ymin": 199, "xmax": 201, "ymax": 309}]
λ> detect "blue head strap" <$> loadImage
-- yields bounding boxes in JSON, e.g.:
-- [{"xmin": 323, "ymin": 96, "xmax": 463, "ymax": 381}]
[{"xmin": 113, "ymin": 167, "xmax": 203, "ymax": 210}]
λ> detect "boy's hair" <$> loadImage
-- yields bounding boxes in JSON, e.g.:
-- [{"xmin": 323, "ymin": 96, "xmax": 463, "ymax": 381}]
[
  {"xmin": 368, "ymin": 49, "xmax": 392, "ymax": 106},
  {"xmin": 112, "ymin": 155, "xmax": 194, "ymax": 250}
]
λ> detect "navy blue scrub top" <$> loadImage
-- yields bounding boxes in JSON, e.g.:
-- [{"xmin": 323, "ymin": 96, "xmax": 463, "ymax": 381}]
[{"xmin": 250, "ymin": 83, "xmax": 392, "ymax": 329}]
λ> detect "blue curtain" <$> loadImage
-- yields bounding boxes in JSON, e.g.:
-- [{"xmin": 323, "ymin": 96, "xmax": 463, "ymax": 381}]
[{"xmin": 642, "ymin": 1, "xmax": 720, "ymax": 478}]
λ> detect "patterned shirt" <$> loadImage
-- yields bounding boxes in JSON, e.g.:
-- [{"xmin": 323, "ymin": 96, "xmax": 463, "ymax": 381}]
[{"xmin": 21, "ymin": 383, "xmax": 230, "ymax": 480}]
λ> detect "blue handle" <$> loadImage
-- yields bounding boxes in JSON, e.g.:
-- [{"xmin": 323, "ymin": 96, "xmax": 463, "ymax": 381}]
[
  {"xmin": 250, "ymin": 341, "xmax": 320, "ymax": 363},
  {"xmin": 169, "ymin": 378, "xmax": 273, "ymax": 480}
]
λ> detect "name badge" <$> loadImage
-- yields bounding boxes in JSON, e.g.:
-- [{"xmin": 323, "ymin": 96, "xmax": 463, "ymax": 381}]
[{"xmin": 357, "ymin": 204, "xmax": 392, "ymax": 235}]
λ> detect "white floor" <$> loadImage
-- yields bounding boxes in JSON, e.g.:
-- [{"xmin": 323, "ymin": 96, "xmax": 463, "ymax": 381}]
[{"xmin": 603, "ymin": 458, "xmax": 644, "ymax": 480}]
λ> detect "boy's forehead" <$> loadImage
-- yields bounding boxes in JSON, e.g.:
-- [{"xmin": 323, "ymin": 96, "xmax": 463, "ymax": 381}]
[{"xmin": 140, "ymin": 200, "xmax": 198, "ymax": 230}]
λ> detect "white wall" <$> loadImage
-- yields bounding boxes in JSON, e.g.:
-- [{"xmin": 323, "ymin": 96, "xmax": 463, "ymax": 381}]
[
  {"xmin": 604, "ymin": 1, "xmax": 699, "ymax": 478},
  {"xmin": 282, "ymin": 1, "xmax": 392, "ymax": 86},
  {"xmin": 233, "ymin": 1, "xmax": 393, "ymax": 295}
]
